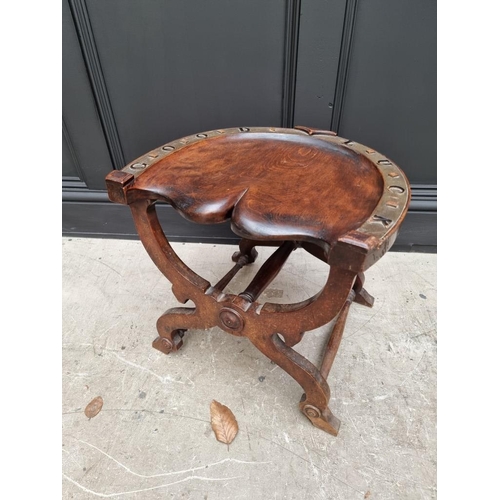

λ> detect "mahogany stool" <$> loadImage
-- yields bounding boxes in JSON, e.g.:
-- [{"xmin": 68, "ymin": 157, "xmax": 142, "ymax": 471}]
[{"xmin": 105, "ymin": 126, "xmax": 410, "ymax": 436}]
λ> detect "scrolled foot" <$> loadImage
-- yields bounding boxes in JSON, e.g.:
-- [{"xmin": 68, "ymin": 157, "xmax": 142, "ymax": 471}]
[
  {"xmin": 232, "ymin": 247, "xmax": 258, "ymax": 265},
  {"xmin": 154, "ymin": 306, "xmax": 202, "ymax": 355},
  {"xmin": 232, "ymin": 239, "xmax": 259, "ymax": 264},
  {"xmin": 353, "ymin": 288, "xmax": 375, "ymax": 308},
  {"xmin": 299, "ymin": 397, "xmax": 341, "ymax": 436},
  {"xmin": 353, "ymin": 273, "xmax": 375, "ymax": 308},
  {"xmin": 152, "ymin": 329, "xmax": 185, "ymax": 355}
]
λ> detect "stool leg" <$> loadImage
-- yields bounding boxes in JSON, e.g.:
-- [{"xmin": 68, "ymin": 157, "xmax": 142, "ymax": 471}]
[
  {"xmin": 154, "ymin": 307, "xmax": 192, "ymax": 354},
  {"xmin": 353, "ymin": 272, "xmax": 375, "ymax": 308},
  {"xmin": 319, "ymin": 291, "xmax": 354, "ymax": 380},
  {"xmin": 129, "ymin": 201, "xmax": 220, "ymax": 354},
  {"xmin": 232, "ymin": 238, "xmax": 259, "ymax": 264},
  {"xmin": 231, "ymin": 238, "xmax": 284, "ymax": 264},
  {"xmin": 250, "ymin": 332, "xmax": 341, "ymax": 436}
]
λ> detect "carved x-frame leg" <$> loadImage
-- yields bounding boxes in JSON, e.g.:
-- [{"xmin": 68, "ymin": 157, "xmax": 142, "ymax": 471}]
[
  {"xmin": 130, "ymin": 200, "xmax": 220, "ymax": 353},
  {"xmin": 250, "ymin": 332, "xmax": 341, "ymax": 435},
  {"xmin": 244, "ymin": 266, "xmax": 357, "ymax": 435},
  {"xmin": 129, "ymin": 200, "xmax": 368, "ymax": 436}
]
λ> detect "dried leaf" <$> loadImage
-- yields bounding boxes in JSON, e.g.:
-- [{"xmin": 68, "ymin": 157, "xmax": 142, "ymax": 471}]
[
  {"xmin": 84, "ymin": 396, "xmax": 103, "ymax": 419},
  {"xmin": 210, "ymin": 400, "xmax": 238, "ymax": 445}
]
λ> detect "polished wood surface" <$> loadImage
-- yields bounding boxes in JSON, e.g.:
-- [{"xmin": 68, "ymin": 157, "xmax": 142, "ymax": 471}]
[
  {"xmin": 107, "ymin": 127, "xmax": 410, "ymax": 271},
  {"xmin": 129, "ymin": 132, "xmax": 383, "ymax": 246}
]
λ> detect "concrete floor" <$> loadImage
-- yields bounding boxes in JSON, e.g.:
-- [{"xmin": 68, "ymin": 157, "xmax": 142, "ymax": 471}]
[{"xmin": 62, "ymin": 238, "xmax": 436, "ymax": 500}]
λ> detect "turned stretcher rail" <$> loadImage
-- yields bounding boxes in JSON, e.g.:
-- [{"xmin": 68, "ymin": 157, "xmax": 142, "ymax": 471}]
[
  {"xmin": 214, "ymin": 254, "xmax": 250, "ymax": 292},
  {"xmin": 239, "ymin": 241, "xmax": 296, "ymax": 303}
]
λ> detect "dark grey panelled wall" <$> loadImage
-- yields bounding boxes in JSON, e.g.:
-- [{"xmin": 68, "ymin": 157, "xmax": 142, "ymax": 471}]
[
  {"xmin": 85, "ymin": 0, "xmax": 287, "ymax": 164},
  {"xmin": 339, "ymin": 0, "xmax": 437, "ymax": 185},
  {"xmin": 62, "ymin": 0, "xmax": 113, "ymax": 188},
  {"xmin": 63, "ymin": 0, "xmax": 436, "ymax": 250}
]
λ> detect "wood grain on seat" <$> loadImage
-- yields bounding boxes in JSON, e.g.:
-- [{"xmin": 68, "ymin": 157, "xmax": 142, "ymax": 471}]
[{"xmin": 126, "ymin": 132, "xmax": 384, "ymax": 248}]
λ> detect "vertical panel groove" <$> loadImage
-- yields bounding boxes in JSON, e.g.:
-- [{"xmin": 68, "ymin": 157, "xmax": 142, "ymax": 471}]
[
  {"xmin": 68, "ymin": 0, "xmax": 126, "ymax": 169},
  {"xmin": 62, "ymin": 117, "xmax": 88, "ymax": 186},
  {"xmin": 330, "ymin": 0, "xmax": 358, "ymax": 133},
  {"xmin": 282, "ymin": 0, "xmax": 302, "ymax": 128}
]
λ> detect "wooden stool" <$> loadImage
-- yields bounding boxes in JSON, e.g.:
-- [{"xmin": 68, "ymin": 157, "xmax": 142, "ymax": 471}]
[{"xmin": 105, "ymin": 126, "xmax": 410, "ymax": 436}]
